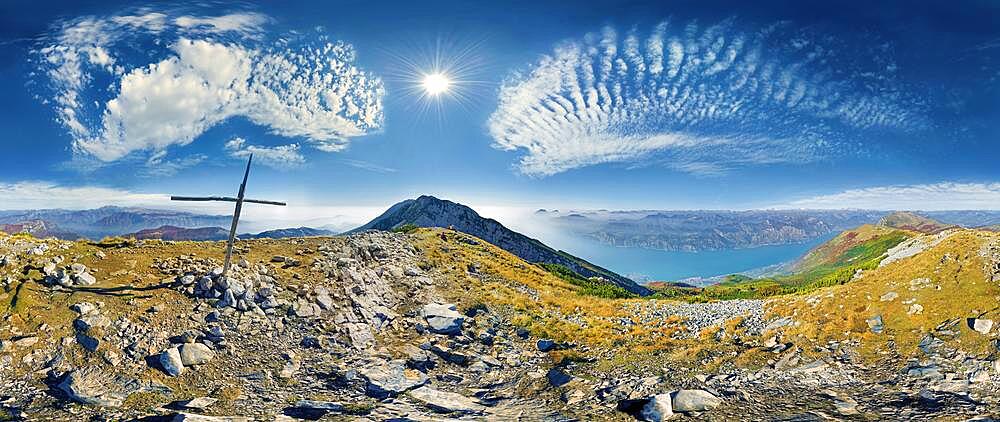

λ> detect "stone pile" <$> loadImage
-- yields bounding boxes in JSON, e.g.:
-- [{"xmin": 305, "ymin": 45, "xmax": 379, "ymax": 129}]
[
  {"xmin": 43, "ymin": 259, "xmax": 97, "ymax": 287},
  {"xmin": 172, "ymin": 261, "xmax": 283, "ymax": 314}
]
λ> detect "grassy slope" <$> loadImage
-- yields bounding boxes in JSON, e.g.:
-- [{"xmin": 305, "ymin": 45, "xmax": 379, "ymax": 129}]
[
  {"xmin": 411, "ymin": 229, "xmax": 759, "ymax": 367},
  {"xmin": 0, "ymin": 234, "xmax": 336, "ymax": 415},
  {"xmin": 771, "ymin": 229, "xmax": 1000, "ymax": 359},
  {"xmin": 650, "ymin": 225, "xmax": 911, "ymax": 301}
]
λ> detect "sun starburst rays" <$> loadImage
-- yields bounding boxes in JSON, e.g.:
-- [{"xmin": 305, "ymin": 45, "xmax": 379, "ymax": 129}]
[{"xmin": 383, "ymin": 36, "xmax": 493, "ymax": 124}]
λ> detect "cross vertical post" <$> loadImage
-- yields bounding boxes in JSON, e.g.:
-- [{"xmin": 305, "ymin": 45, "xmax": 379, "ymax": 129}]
[{"xmin": 170, "ymin": 153, "xmax": 286, "ymax": 277}]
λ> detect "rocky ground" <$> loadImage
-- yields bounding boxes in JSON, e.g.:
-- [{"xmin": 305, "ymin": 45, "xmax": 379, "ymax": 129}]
[{"xmin": 1, "ymin": 229, "xmax": 999, "ymax": 421}]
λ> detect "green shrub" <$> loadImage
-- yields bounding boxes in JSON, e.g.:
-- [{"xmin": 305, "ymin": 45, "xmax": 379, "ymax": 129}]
[
  {"xmin": 392, "ymin": 223, "xmax": 420, "ymax": 234},
  {"xmin": 540, "ymin": 263, "xmax": 636, "ymax": 299}
]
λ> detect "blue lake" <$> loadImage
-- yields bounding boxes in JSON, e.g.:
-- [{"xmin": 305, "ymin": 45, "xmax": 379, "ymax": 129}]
[{"xmin": 548, "ymin": 234, "xmax": 835, "ymax": 282}]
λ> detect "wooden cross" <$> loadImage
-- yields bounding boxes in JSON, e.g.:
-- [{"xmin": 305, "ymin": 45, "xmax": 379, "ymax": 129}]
[{"xmin": 170, "ymin": 154, "xmax": 286, "ymax": 276}]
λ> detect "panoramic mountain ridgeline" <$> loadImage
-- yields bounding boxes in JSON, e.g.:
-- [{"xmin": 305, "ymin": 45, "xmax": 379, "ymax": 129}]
[{"xmin": 2, "ymin": 0, "xmax": 999, "ymax": 420}]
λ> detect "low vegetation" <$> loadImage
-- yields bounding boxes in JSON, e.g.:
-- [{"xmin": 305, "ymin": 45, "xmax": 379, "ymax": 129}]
[
  {"xmin": 649, "ymin": 225, "xmax": 911, "ymax": 301},
  {"xmin": 772, "ymin": 229, "xmax": 1000, "ymax": 360},
  {"xmin": 538, "ymin": 263, "xmax": 637, "ymax": 299}
]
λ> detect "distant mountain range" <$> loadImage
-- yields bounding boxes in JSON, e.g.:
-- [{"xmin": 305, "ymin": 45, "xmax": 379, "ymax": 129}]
[
  {"xmin": 0, "ymin": 207, "xmax": 335, "ymax": 241},
  {"xmin": 128, "ymin": 225, "xmax": 230, "ymax": 241},
  {"xmin": 124, "ymin": 225, "xmax": 336, "ymax": 241},
  {"xmin": 536, "ymin": 209, "xmax": 1000, "ymax": 252},
  {"xmin": 350, "ymin": 195, "xmax": 651, "ymax": 295},
  {"xmin": 0, "ymin": 206, "xmax": 231, "ymax": 239}
]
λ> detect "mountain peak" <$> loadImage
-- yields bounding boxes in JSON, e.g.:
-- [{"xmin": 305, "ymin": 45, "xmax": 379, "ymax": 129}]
[{"xmin": 351, "ymin": 196, "xmax": 650, "ymax": 295}]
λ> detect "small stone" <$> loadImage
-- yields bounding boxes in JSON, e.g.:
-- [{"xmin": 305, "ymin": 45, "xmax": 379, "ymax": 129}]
[
  {"xmin": 178, "ymin": 396, "xmax": 218, "ymax": 409},
  {"xmin": 70, "ymin": 302, "xmax": 98, "ymax": 315},
  {"xmin": 879, "ymin": 291, "xmax": 898, "ymax": 302},
  {"xmin": 866, "ymin": 315, "xmax": 884, "ymax": 334},
  {"xmin": 13, "ymin": 336, "xmax": 39, "ymax": 348},
  {"xmin": 834, "ymin": 398, "xmax": 859, "ymax": 415},
  {"xmin": 76, "ymin": 333, "xmax": 100, "ymax": 352}
]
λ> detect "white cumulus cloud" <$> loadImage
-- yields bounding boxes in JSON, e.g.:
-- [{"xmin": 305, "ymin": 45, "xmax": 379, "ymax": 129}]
[
  {"xmin": 779, "ymin": 182, "xmax": 1000, "ymax": 210},
  {"xmin": 488, "ymin": 20, "xmax": 924, "ymax": 176},
  {"xmin": 34, "ymin": 9, "xmax": 384, "ymax": 167}
]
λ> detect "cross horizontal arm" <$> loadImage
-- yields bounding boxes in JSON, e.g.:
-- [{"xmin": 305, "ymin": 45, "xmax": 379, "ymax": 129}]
[{"xmin": 170, "ymin": 196, "xmax": 287, "ymax": 206}]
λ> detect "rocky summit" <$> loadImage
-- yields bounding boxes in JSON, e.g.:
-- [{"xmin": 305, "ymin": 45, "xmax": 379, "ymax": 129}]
[{"xmin": 1, "ymin": 226, "xmax": 1000, "ymax": 421}]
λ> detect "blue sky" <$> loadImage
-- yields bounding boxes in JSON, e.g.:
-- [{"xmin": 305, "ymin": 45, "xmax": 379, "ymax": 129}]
[{"xmin": 0, "ymin": 0, "xmax": 998, "ymax": 228}]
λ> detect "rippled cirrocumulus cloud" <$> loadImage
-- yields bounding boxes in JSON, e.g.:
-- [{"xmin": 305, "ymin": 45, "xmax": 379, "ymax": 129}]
[{"xmin": 488, "ymin": 20, "xmax": 925, "ymax": 176}]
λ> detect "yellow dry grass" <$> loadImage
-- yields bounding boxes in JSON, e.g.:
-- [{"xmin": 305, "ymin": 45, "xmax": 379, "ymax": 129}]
[{"xmin": 772, "ymin": 229, "xmax": 1000, "ymax": 360}]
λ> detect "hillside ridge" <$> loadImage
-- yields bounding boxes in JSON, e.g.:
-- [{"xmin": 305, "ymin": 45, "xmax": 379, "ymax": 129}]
[{"xmin": 351, "ymin": 195, "xmax": 650, "ymax": 295}]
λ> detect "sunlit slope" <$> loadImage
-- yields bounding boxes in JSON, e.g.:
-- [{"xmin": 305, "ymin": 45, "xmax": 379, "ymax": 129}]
[
  {"xmin": 877, "ymin": 211, "xmax": 958, "ymax": 234},
  {"xmin": 772, "ymin": 229, "xmax": 1000, "ymax": 358}
]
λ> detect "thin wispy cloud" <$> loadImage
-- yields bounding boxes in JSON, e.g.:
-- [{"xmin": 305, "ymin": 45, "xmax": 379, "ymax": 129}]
[
  {"xmin": 488, "ymin": 20, "xmax": 925, "ymax": 176},
  {"xmin": 141, "ymin": 152, "xmax": 208, "ymax": 177},
  {"xmin": 0, "ymin": 181, "xmax": 168, "ymax": 210},
  {"xmin": 224, "ymin": 137, "xmax": 305, "ymax": 170},
  {"xmin": 779, "ymin": 182, "xmax": 1000, "ymax": 210},
  {"xmin": 32, "ymin": 8, "xmax": 384, "ymax": 167},
  {"xmin": 340, "ymin": 159, "xmax": 397, "ymax": 174}
]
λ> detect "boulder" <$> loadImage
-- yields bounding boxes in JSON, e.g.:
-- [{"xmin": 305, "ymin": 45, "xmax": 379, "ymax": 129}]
[
  {"xmin": 969, "ymin": 318, "xmax": 994, "ymax": 335},
  {"xmin": 537, "ymin": 339, "xmax": 556, "ymax": 352},
  {"xmin": 421, "ymin": 303, "xmax": 465, "ymax": 335},
  {"xmin": 314, "ymin": 288, "xmax": 334, "ymax": 310},
  {"xmin": 58, "ymin": 367, "xmax": 167, "ymax": 407},
  {"xmin": 215, "ymin": 289, "xmax": 236, "ymax": 309},
  {"xmin": 159, "ymin": 347, "xmax": 184, "ymax": 376},
  {"xmin": 670, "ymin": 390, "xmax": 721, "ymax": 413},
  {"xmin": 74, "ymin": 314, "xmax": 110, "ymax": 333},
  {"xmin": 362, "ymin": 360, "xmax": 428, "ymax": 398},
  {"xmin": 547, "ymin": 368, "xmax": 573, "ymax": 387},
  {"xmin": 640, "ymin": 393, "xmax": 673, "ymax": 421},
  {"xmin": 407, "ymin": 386, "xmax": 485, "ymax": 414},
  {"xmin": 179, "ymin": 343, "xmax": 215, "ymax": 366},
  {"xmin": 75, "ymin": 272, "xmax": 97, "ymax": 285}
]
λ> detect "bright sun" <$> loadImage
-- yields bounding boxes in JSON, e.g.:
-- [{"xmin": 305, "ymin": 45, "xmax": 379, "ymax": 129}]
[{"xmin": 421, "ymin": 73, "xmax": 451, "ymax": 95}]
